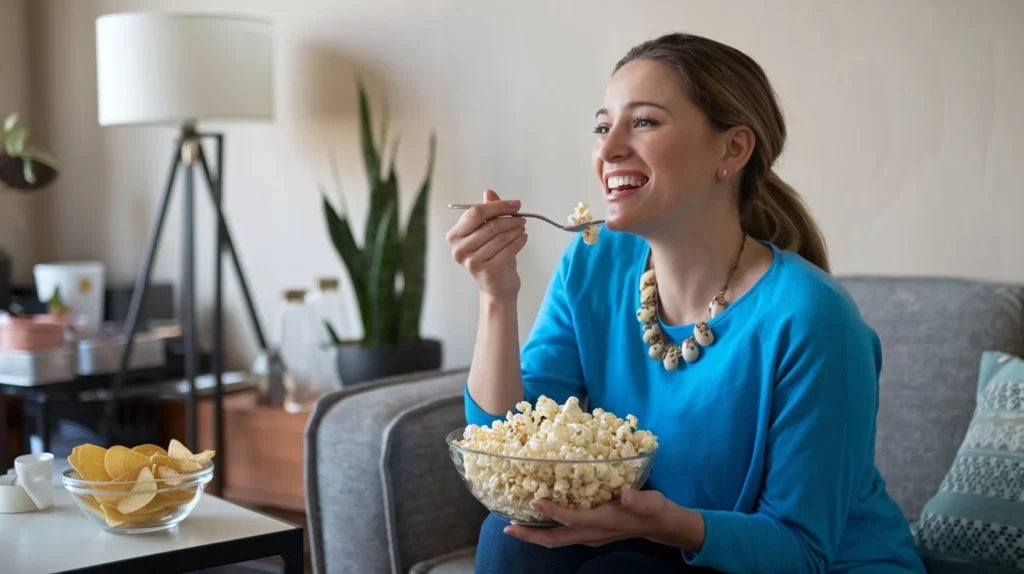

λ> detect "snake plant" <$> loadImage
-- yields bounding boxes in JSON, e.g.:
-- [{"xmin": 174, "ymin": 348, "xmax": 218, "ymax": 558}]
[{"xmin": 321, "ymin": 82, "xmax": 437, "ymax": 347}]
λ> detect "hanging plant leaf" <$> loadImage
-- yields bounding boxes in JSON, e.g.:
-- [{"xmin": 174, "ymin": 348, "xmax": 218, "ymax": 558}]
[
  {"xmin": 5, "ymin": 127, "xmax": 27, "ymax": 156},
  {"xmin": 22, "ymin": 157, "xmax": 34, "ymax": 184},
  {"xmin": 3, "ymin": 113, "xmax": 18, "ymax": 133}
]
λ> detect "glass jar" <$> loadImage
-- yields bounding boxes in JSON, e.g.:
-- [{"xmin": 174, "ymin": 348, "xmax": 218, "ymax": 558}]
[
  {"xmin": 307, "ymin": 277, "xmax": 346, "ymax": 343},
  {"xmin": 305, "ymin": 277, "xmax": 345, "ymax": 389},
  {"xmin": 271, "ymin": 288, "xmax": 321, "ymax": 406}
]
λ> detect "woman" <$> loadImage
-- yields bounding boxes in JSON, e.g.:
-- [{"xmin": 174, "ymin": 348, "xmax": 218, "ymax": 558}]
[{"xmin": 445, "ymin": 32, "xmax": 927, "ymax": 574}]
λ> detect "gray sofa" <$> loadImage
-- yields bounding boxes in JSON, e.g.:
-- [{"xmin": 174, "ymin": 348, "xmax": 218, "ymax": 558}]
[{"xmin": 305, "ymin": 276, "xmax": 1024, "ymax": 573}]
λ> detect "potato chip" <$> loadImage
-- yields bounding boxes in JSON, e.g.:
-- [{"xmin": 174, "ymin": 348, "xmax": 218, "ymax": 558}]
[
  {"xmin": 153, "ymin": 487, "xmax": 196, "ymax": 506},
  {"xmin": 132, "ymin": 444, "xmax": 168, "ymax": 458},
  {"xmin": 68, "ymin": 444, "xmax": 111, "ymax": 482},
  {"xmin": 150, "ymin": 454, "xmax": 204, "ymax": 474},
  {"xmin": 174, "ymin": 457, "xmax": 205, "ymax": 473},
  {"xmin": 191, "ymin": 449, "xmax": 216, "ymax": 465},
  {"xmin": 148, "ymin": 454, "xmax": 169, "ymax": 467},
  {"xmin": 92, "ymin": 471, "xmax": 135, "ymax": 505},
  {"xmin": 137, "ymin": 487, "xmax": 195, "ymax": 514},
  {"xmin": 116, "ymin": 466, "xmax": 158, "ymax": 515},
  {"xmin": 154, "ymin": 465, "xmax": 183, "ymax": 487},
  {"xmin": 104, "ymin": 445, "xmax": 150, "ymax": 479},
  {"xmin": 100, "ymin": 503, "xmax": 169, "ymax": 527},
  {"xmin": 74, "ymin": 493, "xmax": 106, "ymax": 518},
  {"xmin": 135, "ymin": 497, "xmax": 172, "ymax": 514},
  {"xmin": 168, "ymin": 438, "xmax": 216, "ymax": 465},
  {"xmin": 167, "ymin": 439, "xmax": 192, "ymax": 460}
]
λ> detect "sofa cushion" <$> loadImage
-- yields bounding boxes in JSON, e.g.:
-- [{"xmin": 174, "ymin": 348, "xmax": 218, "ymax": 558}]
[
  {"xmin": 912, "ymin": 351, "xmax": 1024, "ymax": 571},
  {"xmin": 381, "ymin": 396, "xmax": 488, "ymax": 571},
  {"xmin": 839, "ymin": 277, "xmax": 1024, "ymax": 521},
  {"xmin": 305, "ymin": 369, "xmax": 476, "ymax": 574}
]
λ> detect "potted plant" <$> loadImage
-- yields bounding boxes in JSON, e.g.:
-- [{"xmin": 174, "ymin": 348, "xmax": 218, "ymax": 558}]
[
  {"xmin": 1, "ymin": 113, "xmax": 59, "ymax": 190},
  {"xmin": 1, "ymin": 112, "xmax": 60, "ymax": 311},
  {"xmin": 320, "ymin": 82, "xmax": 440, "ymax": 386},
  {"xmin": 0, "ymin": 287, "xmax": 70, "ymax": 351}
]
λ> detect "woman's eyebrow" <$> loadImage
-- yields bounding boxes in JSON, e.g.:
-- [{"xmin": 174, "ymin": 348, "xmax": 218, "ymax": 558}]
[{"xmin": 595, "ymin": 101, "xmax": 671, "ymax": 118}]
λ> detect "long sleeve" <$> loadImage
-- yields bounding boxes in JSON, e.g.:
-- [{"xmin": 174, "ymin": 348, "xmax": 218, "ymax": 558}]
[
  {"xmin": 683, "ymin": 296, "xmax": 880, "ymax": 574},
  {"xmin": 464, "ymin": 245, "xmax": 586, "ymax": 426}
]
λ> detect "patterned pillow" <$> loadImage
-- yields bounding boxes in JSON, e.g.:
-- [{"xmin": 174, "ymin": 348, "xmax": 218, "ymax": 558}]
[{"xmin": 913, "ymin": 351, "xmax": 1024, "ymax": 573}]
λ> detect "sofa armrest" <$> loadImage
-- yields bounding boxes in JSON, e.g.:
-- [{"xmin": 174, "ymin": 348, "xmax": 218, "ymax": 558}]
[{"xmin": 305, "ymin": 368, "xmax": 486, "ymax": 574}]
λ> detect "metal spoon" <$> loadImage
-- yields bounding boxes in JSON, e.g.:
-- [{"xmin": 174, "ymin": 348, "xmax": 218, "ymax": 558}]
[{"xmin": 448, "ymin": 204, "xmax": 604, "ymax": 233}]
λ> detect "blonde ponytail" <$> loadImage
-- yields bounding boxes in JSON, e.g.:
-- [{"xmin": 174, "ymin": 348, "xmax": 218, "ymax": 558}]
[{"xmin": 741, "ymin": 169, "xmax": 830, "ymax": 273}]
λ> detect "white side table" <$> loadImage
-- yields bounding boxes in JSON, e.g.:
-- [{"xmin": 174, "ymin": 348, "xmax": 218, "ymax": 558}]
[{"xmin": 0, "ymin": 487, "xmax": 304, "ymax": 573}]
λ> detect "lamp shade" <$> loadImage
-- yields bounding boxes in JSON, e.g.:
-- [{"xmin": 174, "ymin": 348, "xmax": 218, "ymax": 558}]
[{"xmin": 95, "ymin": 12, "xmax": 274, "ymax": 126}]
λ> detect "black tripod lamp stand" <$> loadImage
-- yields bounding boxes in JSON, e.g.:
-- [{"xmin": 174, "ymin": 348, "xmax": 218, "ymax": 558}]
[{"xmin": 95, "ymin": 12, "xmax": 275, "ymax": 491}]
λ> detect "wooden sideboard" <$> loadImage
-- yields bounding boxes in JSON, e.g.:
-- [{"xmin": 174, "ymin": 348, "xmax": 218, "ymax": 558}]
[{"xmin": 160, "ymin": 389, "xmax": 310, "ymax": 512}]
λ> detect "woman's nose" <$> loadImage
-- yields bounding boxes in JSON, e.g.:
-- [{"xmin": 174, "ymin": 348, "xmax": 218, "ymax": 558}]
[{"xmin": 598, "ymin": 127, "xmax": 632, "ymax": 164}]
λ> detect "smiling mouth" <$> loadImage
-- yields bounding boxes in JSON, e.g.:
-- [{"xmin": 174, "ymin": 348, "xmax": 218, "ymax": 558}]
[{"xmin": 605, "ymin": 175, "xmax": 649, "ymax": 195}]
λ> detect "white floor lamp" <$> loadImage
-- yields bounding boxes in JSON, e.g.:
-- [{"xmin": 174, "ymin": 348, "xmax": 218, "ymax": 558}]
[{"xmin": 94, "ymin": 12, "xmax": 275, "ymax": 488}]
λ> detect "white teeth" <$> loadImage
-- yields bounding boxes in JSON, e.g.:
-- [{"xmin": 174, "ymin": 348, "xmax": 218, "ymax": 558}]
[{"xmin": 606, "ymin": 175, "xmax": 648, "ymax": 190}]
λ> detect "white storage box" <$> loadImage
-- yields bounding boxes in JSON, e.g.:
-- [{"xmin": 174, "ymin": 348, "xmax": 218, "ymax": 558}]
[
  {"xmin": 0, "ymin": 346, "xmax": 77, "ymax": 386},
  {"xmin": 33, "ymin": 262, "xmax": 106, "ymax": 334}
]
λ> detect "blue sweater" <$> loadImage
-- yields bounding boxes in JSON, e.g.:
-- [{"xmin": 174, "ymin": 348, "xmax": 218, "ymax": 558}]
[{"xmin": 465, "ymin": 229, "xmax": 927, "ymax": 574}]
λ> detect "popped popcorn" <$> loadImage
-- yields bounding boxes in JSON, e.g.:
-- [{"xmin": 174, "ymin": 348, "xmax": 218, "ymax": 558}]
[
  {"xmin": 452, "ymin": 396, "xmax": 658, "ymax": 523},
  {"xmin": 567, "ymin": 202, "xmax": 600, "ymax": 245}
]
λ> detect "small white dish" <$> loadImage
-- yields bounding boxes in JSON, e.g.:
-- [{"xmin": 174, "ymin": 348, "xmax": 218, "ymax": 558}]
[{"xmin": 0, "ymin": 474, "xmax": 39, "ymax": 514}]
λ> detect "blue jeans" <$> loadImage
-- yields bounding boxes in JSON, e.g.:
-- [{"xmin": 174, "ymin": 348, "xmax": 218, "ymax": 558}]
[{"xmin": 474, "ymin": 513, "xmax": 718, "ymax": 574}]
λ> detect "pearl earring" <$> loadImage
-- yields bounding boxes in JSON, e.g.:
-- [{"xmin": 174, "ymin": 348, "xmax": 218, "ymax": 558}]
[{"xmin": 721, "ymin": 169, "xmax": 728, "ymax": 178}]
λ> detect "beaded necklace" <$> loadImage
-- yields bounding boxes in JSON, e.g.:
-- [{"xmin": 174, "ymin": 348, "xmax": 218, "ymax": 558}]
[{"xmin": 637, "ymin": 234, "xmax": 747, "ymax": 371}]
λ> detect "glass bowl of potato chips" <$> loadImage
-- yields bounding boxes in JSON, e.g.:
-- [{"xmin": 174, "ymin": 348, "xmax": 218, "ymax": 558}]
[{"xmin": 61, "ymin": 439, "xmax": 216, "ymax": 534}]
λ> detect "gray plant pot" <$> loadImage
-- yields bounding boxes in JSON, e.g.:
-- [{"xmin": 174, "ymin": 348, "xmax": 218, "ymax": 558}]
[{"xmin": 335, "ymin": 338, "xmax": 443, "ymax": 387}]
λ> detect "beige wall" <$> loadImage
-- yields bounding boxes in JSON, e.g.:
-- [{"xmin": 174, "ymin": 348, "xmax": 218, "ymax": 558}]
[
  {"xmin": 23, "ymin": 0, "xmax": 1024, "ymax": 370},
  {"xmin": 0, "ymin": 0, "xmax": 45, "ymax": 283}
]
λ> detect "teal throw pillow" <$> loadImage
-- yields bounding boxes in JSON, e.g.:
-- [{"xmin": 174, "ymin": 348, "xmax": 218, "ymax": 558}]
[{"xmin": 913, "ymin": 351, "xmax": 1024, "ymax": 572}]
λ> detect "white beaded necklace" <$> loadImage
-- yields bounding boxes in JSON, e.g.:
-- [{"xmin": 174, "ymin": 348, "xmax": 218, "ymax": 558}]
[{"xmin": 637, "ymin": 234, "xmax": 747, "ymax": 371}]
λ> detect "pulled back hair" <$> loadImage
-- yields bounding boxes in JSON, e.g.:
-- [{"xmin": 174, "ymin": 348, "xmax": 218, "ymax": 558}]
[{"xmin": 615, "ymin": 33, "xmax": 830, "ymax": 272}]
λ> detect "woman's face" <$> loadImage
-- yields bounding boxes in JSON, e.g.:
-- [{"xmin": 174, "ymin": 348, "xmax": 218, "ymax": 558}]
[{"xmin": 592, "ymin": 59, "xmax": 725, "ymax": 235}]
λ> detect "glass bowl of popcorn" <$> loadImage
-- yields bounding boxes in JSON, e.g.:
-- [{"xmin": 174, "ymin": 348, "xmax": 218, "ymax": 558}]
[{"xmin": 447, "ymin": 396, "xmax": 658, "ymax": 527}]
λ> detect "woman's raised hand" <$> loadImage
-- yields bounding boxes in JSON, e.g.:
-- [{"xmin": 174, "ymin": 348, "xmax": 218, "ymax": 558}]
[{"xmin": 446, "ymin": 189, "xmax": 528, "ymax": 300}]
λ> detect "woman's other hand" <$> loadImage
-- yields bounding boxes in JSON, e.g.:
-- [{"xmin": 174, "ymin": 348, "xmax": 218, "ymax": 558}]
[
  {"xmin": 503, "ymin": 489, "xmax": 706, "ymax": 552},
  {"xmin": 446, "ymin": 189, "xmax": 528, "ymax": 301}
]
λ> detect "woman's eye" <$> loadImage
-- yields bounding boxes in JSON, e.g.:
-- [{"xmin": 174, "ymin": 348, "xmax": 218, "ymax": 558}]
[{"xmin": 594, "ymin": 117, "xmax": 657, "ymax": 134}]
